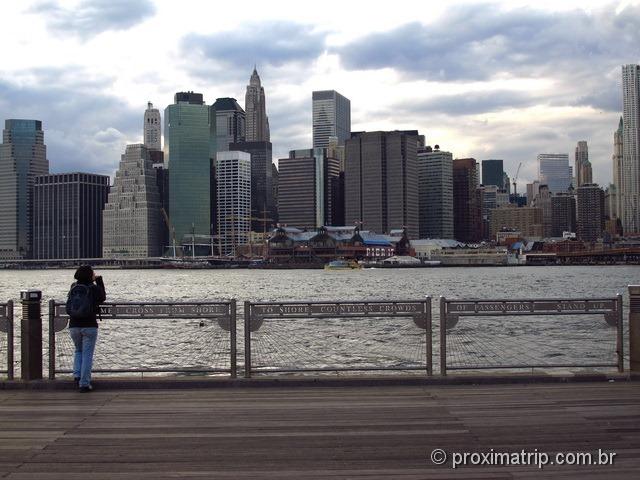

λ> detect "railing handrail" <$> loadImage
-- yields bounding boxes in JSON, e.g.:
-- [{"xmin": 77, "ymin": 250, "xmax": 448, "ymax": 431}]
[{"xmin": 244, "ymin": 297, "xmax": 432, "ymax": 378}]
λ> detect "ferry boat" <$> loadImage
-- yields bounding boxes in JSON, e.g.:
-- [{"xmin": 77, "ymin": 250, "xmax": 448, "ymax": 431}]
[{"xmin": 324, "ymin": 259, "xmax": 362, "ymax": 270}]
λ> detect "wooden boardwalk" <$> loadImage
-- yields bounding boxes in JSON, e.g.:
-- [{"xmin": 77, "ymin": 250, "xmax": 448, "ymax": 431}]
[{"xmin": 1, "ymin": 382, "xmax": 639, "ymax": 479}]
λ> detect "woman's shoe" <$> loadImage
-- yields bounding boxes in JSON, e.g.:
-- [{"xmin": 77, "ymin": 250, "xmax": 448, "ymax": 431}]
[{"xmin": 78, "ymin": 385, "xmax": 93, "ymax": 393}]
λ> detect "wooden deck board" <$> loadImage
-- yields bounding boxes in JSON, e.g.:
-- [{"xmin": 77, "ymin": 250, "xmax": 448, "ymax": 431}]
[{"xmin": 1, "ymin": 382, "xmax": 639, "ymax": 478}]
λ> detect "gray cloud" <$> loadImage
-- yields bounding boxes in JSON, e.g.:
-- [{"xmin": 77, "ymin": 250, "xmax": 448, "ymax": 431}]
[
  {"xmin": 30, "ymin": 0, "xmax": 155, "ymax": 39},
  {"xmin": 395, "ymin": 89, "xmax": 538, "ymax": 116},
  {"xmin": 0, "ymin": 67, "xmax": 141, "ymax": 177},
  {"xmin": 181, "ymin": 22, "xmax": 328, "ymax": 82},
  {"xmin": 336, "ymin": 4, "xmax": 640, "ymax": 83}
]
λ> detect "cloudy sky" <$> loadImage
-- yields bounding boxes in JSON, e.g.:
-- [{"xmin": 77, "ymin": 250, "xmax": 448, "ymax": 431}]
[{"xmin": 1, "ymin": 0, "xmax": 639, "ymax": 190}]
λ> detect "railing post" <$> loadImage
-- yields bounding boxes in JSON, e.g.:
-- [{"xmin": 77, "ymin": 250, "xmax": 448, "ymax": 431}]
[
  {"xmin": 244, "ymin": 301, "xmax": 251, "ymax": 378},
  {"xmin": 440, "ymin": 296, "xmax": 446, "ymax": 376},
  {"xmin": 230, "ymin": 299, "xmax": 237, "ymax": 379},
  {"xmin": 7, "ymin": 300, "xmax": 14, "ymax": 380},
  {"xmin": 629, "ymin": 286, "xmax": 640, "ymax": 372},
  {"xmin": 616, "ymin": 294, "xmax": 624, "ymax": 373},
  {"xmin": 20, "ymin": 290, "xmax": 43, "ymax": 381},
  {"xmin": 425, "ymin": 297, "xmax": 432, "ymax": 376},
  {"xmin": 48, "ymin": 299, "xmax": 56, "ymax": 380}
]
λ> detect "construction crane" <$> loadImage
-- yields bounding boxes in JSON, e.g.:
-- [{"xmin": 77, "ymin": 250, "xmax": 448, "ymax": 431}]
[
  {"xmin": 512, "ymin": 162, "xmax": 522, "ymax": 196},
  {"xmin": 160, "ymin": 207, "xmax": 181, "ymax": 258}
]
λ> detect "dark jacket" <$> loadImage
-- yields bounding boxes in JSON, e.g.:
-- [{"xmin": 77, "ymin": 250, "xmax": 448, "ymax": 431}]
[{"xmin": 68, "ymin": 277, "xmax": 106, "ymax": 328}]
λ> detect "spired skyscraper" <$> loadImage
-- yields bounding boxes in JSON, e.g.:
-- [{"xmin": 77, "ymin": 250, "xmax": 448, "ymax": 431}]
[
  {"xmin": 622, "ymin": 64, "xmax": 640, "ymax": 233},
  {"xmin": 575, "ymin": 141, "xmax": 592, "ymax": 188},
  {"xmin": 0, "ymin": 119, "xmax": 49, "ymax": 259},
  {"xmin": 312, "ymin": 90, "xmax": 351, "ymax": 148},
  {"xmin": 144, "ymin": 102, "xmax": 161, "ymax": 151},
  {"xmin": 245, "ymin": 67, "xmax": 270, "ymax": 142},
  {"xmin": 164, "ymin": 92, "xmax": 216, "ymax": 242}
]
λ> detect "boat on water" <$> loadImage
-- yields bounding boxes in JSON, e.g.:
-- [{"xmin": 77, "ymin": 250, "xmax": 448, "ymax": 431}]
[{"xmin": 324, "ymin": 259, "xmax": 362, "ymax": 270}]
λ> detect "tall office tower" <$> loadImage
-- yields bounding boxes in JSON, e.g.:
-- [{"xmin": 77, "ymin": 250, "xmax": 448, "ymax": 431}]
[
  {"xmin": 245, "ymin": 67, "xmax": 270, "ymax": 142},
  {"xmin": 33, "ymin": 173, "xmax": 109, "ymax": 259},
  {"xmin": 144, "ymin": 102, "xmax": 161, "ymax": 151},
  {"xmin": 532, "ymin": 184, "xmax": 553, "ymax": 238},
  {"xmin": 229, "ymin": 141, "xmax": 274, "ymax": 231},
  {"xmin": 503, "ymin": 172, "xmax": 511, "ymax": 195},
  {"xmin": 312, "ymin": 90, "xmax": 351, "ymax": 148},
  {"xmin": 278, "ymin": 148, "xmax": 341, "ymax": 230},
  {"xmin": 417, "ymin": 146, "xmax": 453, "ymax": 239},
  {"xmin": 612, "ymin": 117, "xmax": 624, "ymax": 221},
  {"xmin": 538, "ymin": 154, "xmax": 572, "ymax": 193},
  {"xmin": 575, "ymin": 141, "xmax": 592, "ymax": 187},
  {"xmin": 216, "ymin": 151, "xmax": 251, "ymax": 256},
  {"xmin": 452, "ymin": 158, "xmax": 481, "ymax": 243},
  {"xmin": 103, "ymin": 144, "xmax": 163, "ymax": 257},
  {"xmin": 164, "ymin": 92, "xmax": 215, "ymax": 242},
  {"xmin": 577, "ymin": 183, "xmax": 605, "ymax": 242},
  {"xmin": 213, "ymin": 97, "xmax": 245, "ymax": 152},
  {"xmin": 271, "ymin": 163, "xmax": 279, "ymax": 223},
  {"xmin": 622, "ymin": 64, "xmax": 640, "ymax": 233},
  {"xmin": 526, "ymin": 181, "xmax": 541, "ymax": 206},
  {"xmin": 551, "ymin": 193, "xmax": 577, "ymax": 237},
  {"xmin": 481, "ymin": 159, "xmax": 504, "ymax": 188},
  {"xmin": 479, "ymin": 185, "xmax": 509, "ymax": 240},
  {"xmin": 345, "ymin": 131, "xmax": 420, "ymax": 237},
  {"xmin": 0, "ymin": 119, "xmax": 49, "ymax": 259}
]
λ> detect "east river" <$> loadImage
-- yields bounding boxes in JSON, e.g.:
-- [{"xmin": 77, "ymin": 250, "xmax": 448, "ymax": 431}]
[{"xmin": 1, "ymin": 266, "xmax": 638, "ymax": 376}]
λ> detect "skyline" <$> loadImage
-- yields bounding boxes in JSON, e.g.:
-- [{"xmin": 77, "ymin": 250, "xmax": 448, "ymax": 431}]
[{"xmin": 1, "ymin": 0, "xmax": 640, "ymax": 190}]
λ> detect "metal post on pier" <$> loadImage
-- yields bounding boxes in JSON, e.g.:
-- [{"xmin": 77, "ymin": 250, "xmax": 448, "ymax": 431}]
[
  {"xmin": 629, "ymin": 286, "xmax": 640, "ymax": 372},
  {"xmin": 440, "ymin": 296, "xmax": 446, "ymax": 376},
  {"xmin": 244, "ymin": 301, "xmax": 251, "ymax": 378},
  {"xmin": 20, "ymin": 290, "xmax": 43, "ymax": 381}
]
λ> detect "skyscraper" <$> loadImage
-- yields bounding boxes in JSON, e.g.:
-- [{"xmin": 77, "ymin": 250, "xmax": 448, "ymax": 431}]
[
  {"xmin": 551, "ymin": 193, "xmax": 577, "ymax": 237},
  {"xmin": 33, "ymin": 173, "xmax": 110, "ymax": 259},
  {"xmin": 164, "ymin": 92, "xmax": 215, "ymax": 242},
  {"xmin": 453, "ymin": 158, "xmax": 481, "ymax": 243},
  {"xmin": 575, "ymin": 141, "xmax": 592, "ymax": 187},
  {"xmin": 103, "ymin": 144, "xmax": 163, "ymax": 257},
  {"xmin": 245, "ymin": 67, "xmax": 270, "ymax": 142},
  {"xmin": 537, "ymin": 154, "xmax": 572, "ymax": 193},
  {"xmin": 213, "ymin": 97, "xmax": 245, "ymax": 152},
  {"xmin": 577, "ymin": 183, "xmax": 605, "ymax": 242},
  {"xmin": 229, "ymin": 140, "xmax": 274, "ymax": 231},
  {"xmin": 418, "ymin": 146, "xmax": 453, "ymax": 239},
  {"xmin": 481, "ymin": 159, "xmax": 504, "ymax": 188},
  {"xmin": 278, "ymin": 148, "xmax": 341, "ymax": 229},
  {"xmin": 144, "ymin": 102, "xmax": 161, "ymax": 151},
  {"xmin": 345, "ymin": 131, "xmax": 420, "ymax": 237},
  {"xmin": 312, "ymin": 90, "xmax": 351, "ymax": 148},
  {"xmin": 612, "ymin": 117, "xmax": 624, "ymax": 222},
  {"xmin": 0, "ymin": 119, "xmax": 49, "ymax": 259},
  {"xmin": 216, "ymin": 151, "xmax": 251, "ymax": 256},
  {"xmin": 622, "ymin": 64, "xmax": 640, "ymax": 233}
]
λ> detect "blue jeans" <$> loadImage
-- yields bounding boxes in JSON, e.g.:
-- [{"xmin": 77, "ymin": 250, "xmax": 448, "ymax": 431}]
[{"xmin": 69, "ymin": 327, "xmax": 98, "ymax": 388}]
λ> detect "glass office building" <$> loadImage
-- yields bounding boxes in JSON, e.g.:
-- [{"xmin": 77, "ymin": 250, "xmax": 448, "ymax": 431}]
[
  {"xmin": 312, "ymin": 90, "xmax": 351, "ymax": 149},
  {"xmin": 0, "ymin": 119, "xmax": 49, "ymax": 259},
  {"xmin": 164, "ymin": 92, "xmax": 216, "ymax": 242}
]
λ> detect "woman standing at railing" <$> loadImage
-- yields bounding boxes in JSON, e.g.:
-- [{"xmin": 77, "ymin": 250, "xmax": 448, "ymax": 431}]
[{"xmin": 66, "ymin": 265, "xmax": 106, "ymax": 393}]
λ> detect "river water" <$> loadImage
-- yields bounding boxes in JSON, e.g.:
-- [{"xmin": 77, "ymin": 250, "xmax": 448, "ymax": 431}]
[{"xmin": 0, "ymin": 266, "xmax": 638, "ymax": 376}]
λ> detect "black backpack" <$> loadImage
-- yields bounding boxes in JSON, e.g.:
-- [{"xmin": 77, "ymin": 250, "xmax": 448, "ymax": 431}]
[{"xmin": 66, "ymin": 284, "xmax": 95, "ymax": 319}]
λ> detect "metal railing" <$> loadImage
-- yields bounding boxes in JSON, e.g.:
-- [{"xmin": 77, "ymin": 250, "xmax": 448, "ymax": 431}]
[
  {"xmin": 439, "ymin": 295, "xmax": 624, "ymax": 375},
  {"xmin": 244, "ymin": 298, "xmax": 432, "ymax": 377},
  {"xmin": 0, "ymin": 301, "xmax": 14, "ymax": 379},
  {"xmin": 48, "ymin": 300, "xmax": 236, "ymax": 378}
]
